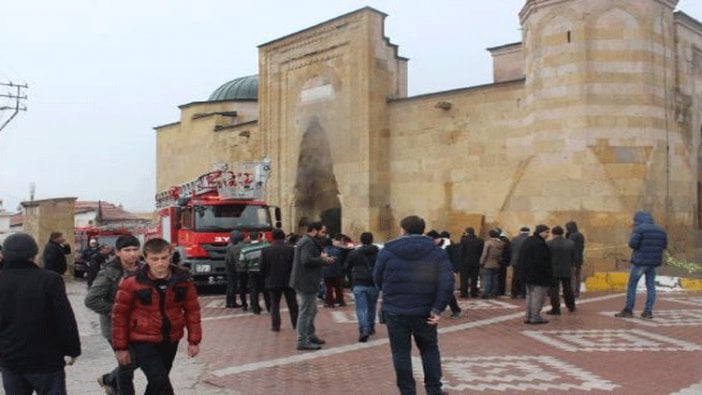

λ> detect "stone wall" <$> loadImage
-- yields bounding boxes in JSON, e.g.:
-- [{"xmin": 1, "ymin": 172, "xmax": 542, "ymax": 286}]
[
  {"xmin": 259, "ymin": 7, "xmax": 407, "ymax": 237},
  {"xmin": 21, "ymin": 197, "xmax": 76, "ymax": 272},
  {"xmin": 155, "ymin": 101, "xmax": 261, "ymax": 193}
]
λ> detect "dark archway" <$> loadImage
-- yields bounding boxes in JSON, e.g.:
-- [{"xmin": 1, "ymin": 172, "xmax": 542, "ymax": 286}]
[{"xmin": 294, "ymin": 117, "xmax": 341, "ymax": 235}]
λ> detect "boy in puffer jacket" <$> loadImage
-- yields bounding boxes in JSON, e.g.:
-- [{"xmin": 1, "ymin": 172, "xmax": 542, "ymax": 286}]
[{"xmin": 112, "ymin": 238, "xmax": 202, "ymax": 394}]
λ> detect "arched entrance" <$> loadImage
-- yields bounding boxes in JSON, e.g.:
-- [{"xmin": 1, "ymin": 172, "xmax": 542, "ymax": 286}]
[{"xmin": 293, "ymin": 117, "xmax": 341, "ymax": 235}]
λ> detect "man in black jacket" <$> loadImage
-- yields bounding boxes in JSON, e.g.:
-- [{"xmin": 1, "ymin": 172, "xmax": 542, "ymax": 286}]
[
  {"xmin": 546, "ymin": 226, "xmax": 576, "ymax": 315},
  {"xmin": 519, "ymin": 225, "xmax": 554, "ymax": 325},
  {"xmin": 261, "ymin": 228, "xmax": 299, "ymax": 332},
  {"xmin": 565, "ymin": 221, "xmax": 585, "ymax": 297},
  {"xmin": 43, "ymin": 231, "xmax": 72, "ymax": 275},
  {"xmin": 458, "ymin": 227, "xmax": 484, "ymax": 298},
  {"xmin": 345, "ymin": 231, "xmax": 380, "ymax": 342},
  {"xmin": 0, "ymin": 233, "xmax": 81, "ymax": 394}
]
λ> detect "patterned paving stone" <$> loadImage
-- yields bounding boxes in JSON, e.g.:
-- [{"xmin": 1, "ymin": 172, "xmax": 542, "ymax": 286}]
[
  {"xmin": 412, "ymin": 355, "xmax": 619, "ymax": 392},
  {"xmin": 522, "ymin": 328, "xmax": 702, "ymax": 352},
  {"xmin": 661, "ymin": 296, "xmax": 702, "ymax": 307},
  {"xmin": 456, "ymin": 299, "xmax": 518, "ymax": 310},
  {"xmin": 599, "ymin": 309, "xmax": 702, "ymax": 326}
]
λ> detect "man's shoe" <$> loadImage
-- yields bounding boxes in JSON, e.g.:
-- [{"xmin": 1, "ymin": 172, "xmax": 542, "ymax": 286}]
[
  {"xmin": 271, "ymin": 327, "xmax": 280, "ymax": 332},
  {"xmin": 568, "ymin": 306, "xmax": 576, "ymax": 313},
  {"xmin": 527, "ymin": 319, "xmax": 549, "ymax": 325},
  {"xmin": 338, "ymin": 302, "xmax": 347, "ymax": 307},
  {"xmin": 241, "ymin": 306, "xmax": 248, "ymax": 312},
  {"xmin": 309, "ymin": 336, "xmax": 326, "ymax": 345},
  {"xmin": 614, "ymin": 309, "xmax": 633, "ymax": 318},
  {"xmin": 358, "ymin": 333, "xmax": 369, "ymax": 342},
  {"xmin": 97, "ymin": 376, "xmax": 116, "ymax": 395},
  {"xmin": 450, "ymin": 311, "xmax": 462, "ymax": 319},
  {"xmin": 369, "ymin": 328, "xmax": 376, "ymax": 335},
  {"xmin": 641, "ymin": 311, "xmax": 654, "ymax": 319},
  {"xmin": 546, "ymin": 310, "xmax": 561, "ymax": 316},
  {"xmin": 296, "ymin": 343, "xmax": 321, "ymax": 351}
]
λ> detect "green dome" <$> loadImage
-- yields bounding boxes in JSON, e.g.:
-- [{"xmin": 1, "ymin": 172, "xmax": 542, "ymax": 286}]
[{"xmin": 208, "ymin": 75, "xmax": 258, "ymax": 101}]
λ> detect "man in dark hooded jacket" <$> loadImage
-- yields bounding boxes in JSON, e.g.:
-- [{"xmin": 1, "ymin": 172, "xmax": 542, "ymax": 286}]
[
  {"xmin": 374, "ymin": 215, "xmax": 453, "ymax": 395},
  {"xmin": 0, "ymin": 233, "xmax": 81, "ymax": 394},
  {"xmin": 519, "ymin": 224, "xmax": 553, "ymax": 325},
  {"xmin": 565, "ymin": 221, "xmax": 585, "ymax": 297},
  {"xmin": 615, "ymin": 211, "xmax": 667, "ymax": 319}
]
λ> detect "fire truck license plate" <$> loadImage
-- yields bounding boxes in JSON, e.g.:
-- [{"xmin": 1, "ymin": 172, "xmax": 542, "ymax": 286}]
[{"xmin": 195, "ymin": 264, "xmax": 211, "ymax": 273}]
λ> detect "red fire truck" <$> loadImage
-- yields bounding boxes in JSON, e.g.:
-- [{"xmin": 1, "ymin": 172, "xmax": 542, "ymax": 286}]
[{"xmin": 155, "ymin": 158, "xmax": 281, "ymax": 287}]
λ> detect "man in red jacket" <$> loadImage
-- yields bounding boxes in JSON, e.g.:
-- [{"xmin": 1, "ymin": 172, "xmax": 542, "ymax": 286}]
[{"xmin": 112, "ymin": 238, "xmax": 202, "ymax": 394}]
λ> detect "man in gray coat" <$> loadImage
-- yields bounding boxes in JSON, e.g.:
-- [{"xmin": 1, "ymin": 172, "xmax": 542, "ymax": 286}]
[
  {"xmin": 85, "ymin": 235, "xmax": 142, "ymax": 394},
  {"xmin": 289, "ymin": 222, "xmax": 334, "ymax": 351},
  {"xmin": 546, "ymin": 226, "xmax": 576, "ymax": 315}
]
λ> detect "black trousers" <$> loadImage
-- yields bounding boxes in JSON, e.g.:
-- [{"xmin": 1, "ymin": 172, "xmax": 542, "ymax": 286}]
[
  {"xmin": 511, "ymin": 264, "xmax": 525, "ymax": 297},
  {"xmin": 496, "ymin": 265, "xmax": 508, "ymax": 295},
  {"xmin": 459, "ymin": 265, "xmax": 480, "ymax": 297},
  {"xmin": 104, "ymin": 339, "xmax": 135, "ymax": 394},
  {"xmin": 248, "ymin": 272, "xmax": 271, "ymax": 313},
  {"xmin": 237, "ymin": 272, "xmax": 250, "ymax": 308},
  {"xmin": 2, "ymin": 368, "xmax": 66, "ymax": 395},
  {"xmin": 131, "ymin": 341, "xmax": 179, "ymax": 395},
  {"xmin": 269, "ymin": 287, "xmax": 299, "ymax": 330},
  {"xmin": 225, "ymin": 264, "xmax": 239, "ymax": 307},
  {"xmin": 550, "ymin": 276, "xmax": 575, "ymax": 312},
  {"xmin": 448, "ymin": 294, "xmax": 461, "ymax": 314}
]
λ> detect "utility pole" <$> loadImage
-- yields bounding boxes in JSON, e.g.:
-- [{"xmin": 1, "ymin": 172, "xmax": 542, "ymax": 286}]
[{"xmin": 0, "ymin": 81, "xmax": 28, "ymax": 134}]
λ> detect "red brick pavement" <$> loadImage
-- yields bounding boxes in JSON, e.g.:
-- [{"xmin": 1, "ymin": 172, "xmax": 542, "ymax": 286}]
[{"xmin": 194, "ymin": 291, "xmax": 702, "ymax": 394}]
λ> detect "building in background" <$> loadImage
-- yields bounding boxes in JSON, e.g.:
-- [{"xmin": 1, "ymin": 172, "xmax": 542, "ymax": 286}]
[{"xmin": 155, "ymin": 0, "xmax": 702, "ymax": 273}]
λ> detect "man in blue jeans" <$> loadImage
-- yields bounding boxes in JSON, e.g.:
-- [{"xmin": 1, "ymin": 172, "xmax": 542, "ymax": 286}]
[
  {"xmin": 374, "ymin": 216, "xmax": 453, "ymax": 395},
  {"xmin": 346, "ymin": 231, "xmax": 380, "ymax": 342},
  {"xmin": 615, "ymin": 211, "xmax": 668, "ymax": 319}
]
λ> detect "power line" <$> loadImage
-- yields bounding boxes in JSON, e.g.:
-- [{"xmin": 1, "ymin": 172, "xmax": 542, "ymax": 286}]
[{"xmin": 0, "ymin": 81, "xmax": 28, "ymax": 134}]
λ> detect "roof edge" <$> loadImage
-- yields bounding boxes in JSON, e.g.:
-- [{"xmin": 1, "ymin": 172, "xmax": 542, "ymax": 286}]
[
  {"xmin": 486, "ymin": 41, "xmax": 522, "ymax": 53},
  {"xmin": 258, "ymin": 6, "xmax": 387, "ymax": 49},
  {"xmin": 388, "ymin": 78, "xmax": 526, "ymax": 103},
  {"xmin": 675, "ymin": 11, "xmax": 702, "ymax": 36}
]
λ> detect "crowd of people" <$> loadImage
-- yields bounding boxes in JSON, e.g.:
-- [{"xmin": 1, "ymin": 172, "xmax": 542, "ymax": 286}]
[{"xmin": 0, "ymin": 209, "xmax": 668, "ymax": 395}]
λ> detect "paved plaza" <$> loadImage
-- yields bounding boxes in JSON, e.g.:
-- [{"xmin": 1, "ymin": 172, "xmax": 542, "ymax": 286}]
[{"xmin": 4, "ymin": 280, "xmax": 702, "ymax": 394}]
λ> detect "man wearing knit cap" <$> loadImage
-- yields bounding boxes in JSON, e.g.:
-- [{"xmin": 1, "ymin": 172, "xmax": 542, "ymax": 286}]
[
  {"xmin": 0, "ymin": 233, "xmax": 81, "ymax": 394},
  {"xmin": 518, "ymin": 225, "xmax": 553, "ymax": 324},
  {"xmin": 85, "ymin": 234, "xmax": 142, "ymax": 394}
]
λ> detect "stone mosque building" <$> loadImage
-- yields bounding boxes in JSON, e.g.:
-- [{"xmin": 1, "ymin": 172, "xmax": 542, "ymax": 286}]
[{"xmin": 155, "ymin": 0, "xmax": 702, "ymax": 272}]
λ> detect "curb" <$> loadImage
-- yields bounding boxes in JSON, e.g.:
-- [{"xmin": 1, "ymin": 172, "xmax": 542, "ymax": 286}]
[{"xmin": 585, "ymin": 272, "xmax": 702, "ymax": 292}]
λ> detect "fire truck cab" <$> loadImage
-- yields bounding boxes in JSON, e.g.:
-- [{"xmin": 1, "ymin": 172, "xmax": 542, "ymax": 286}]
[{"xmin": 156, "ymin": 158, "xmax": 281, "ymax": 287}]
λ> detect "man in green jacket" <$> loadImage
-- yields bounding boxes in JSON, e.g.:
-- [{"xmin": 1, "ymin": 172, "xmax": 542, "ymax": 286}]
[
  {"xmin": 239, "ymin": 231, "xmax": 271, "ymax": 314},
  {"xmin": 85, "ymin": 235, "xmax": 142, "ymax": 395}
]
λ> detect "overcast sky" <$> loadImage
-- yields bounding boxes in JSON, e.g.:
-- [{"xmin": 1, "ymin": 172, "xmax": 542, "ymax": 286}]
[{"xmin": 2, "ymin": 1, "xmax": 702, "ymax": 213}]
